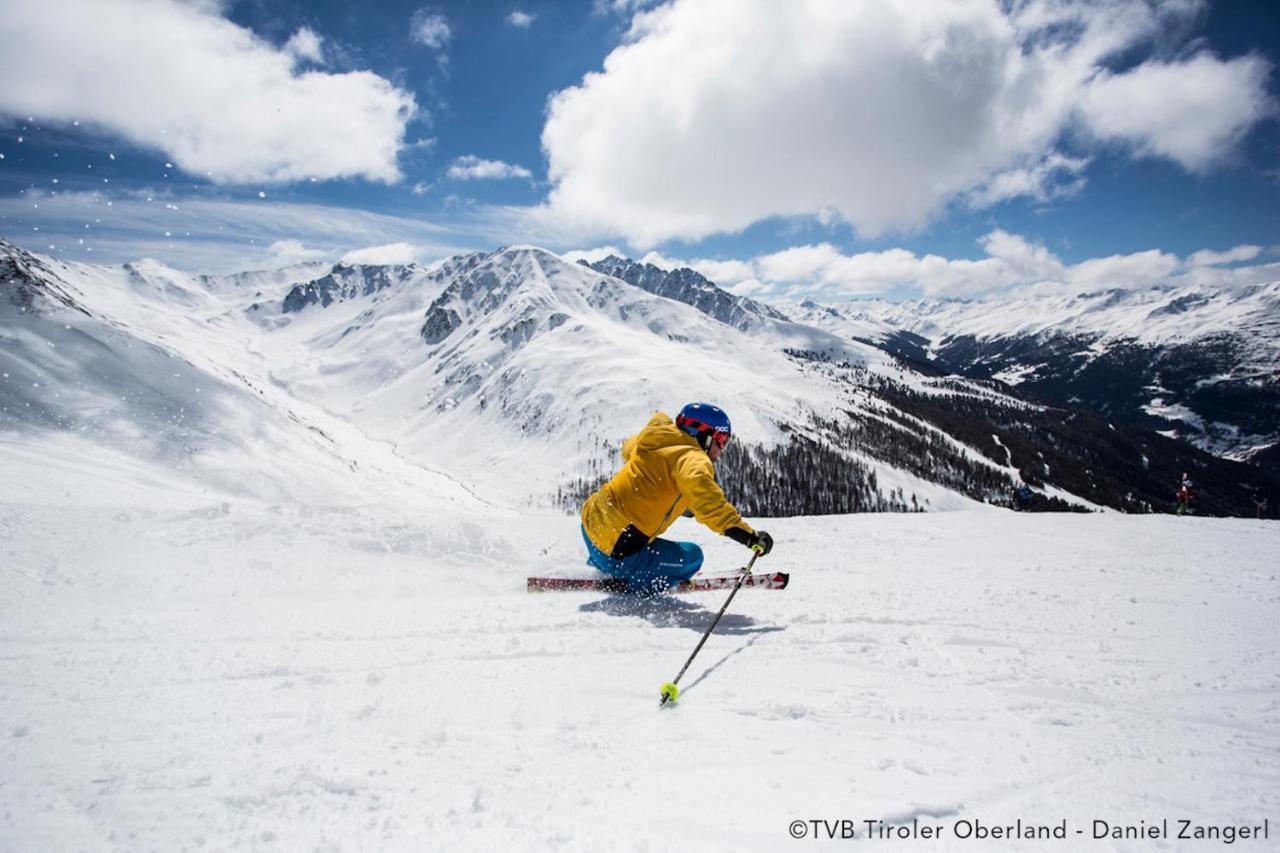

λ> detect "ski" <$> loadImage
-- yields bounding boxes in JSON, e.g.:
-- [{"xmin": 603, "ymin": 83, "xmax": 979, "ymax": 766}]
[{"xmin": 527, "ymin": 571, "xmax": 789, "ymax": 593}]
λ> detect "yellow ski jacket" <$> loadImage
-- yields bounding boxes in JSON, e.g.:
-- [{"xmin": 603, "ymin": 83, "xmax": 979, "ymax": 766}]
[{"xmin": 581, "ymin": 412, "xmax": 755, "ymax": 558}]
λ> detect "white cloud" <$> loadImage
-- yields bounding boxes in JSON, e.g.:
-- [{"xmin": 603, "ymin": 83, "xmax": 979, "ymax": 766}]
[
  {"xmin": 593, "ymin": 0, "xmax": 661, "ymax": 14},
  {"xmin": 978, "ymin": 230, "xmax": 1065, "ymax": 283},
  {"xmin": 631, "ymin": 250, "xmax": 757, "ymax": 288},
  {"xmin": 0, "ymin": 0, "xmax": 416, "ymax": 185},
  {"xmin": 685, "ymin": 258, "xmax": 756, "ymax": 286},
  {"xmin": 1080, "ymin": 52, "xmax": 1274, "ymax": 171},
  {"xmin": 1178, "ymin": 261, "xmax": 1280, "ymax": 290},
  {"xmin": 540, "ymin": 0, "xmax": 1273, "ymax": 246},
  {"xmin": 635, "ymin": 250, "xmax": 675, "ymax": 270},
  {"xmin": 340, "ymin": 242, "xmax": 422, "ymax": 266},
  {"xmin": 968, "ymin": 153, "xmax": 1090, "ymax": 209},
  {"xmin": 507, "ymin": 10, "xmax": 535, "ymax": 28},
  {"xmin": 560, "ymin": 246, "xmax": 627, "ymax": 265},
  {"xmin": 0, "ymin": 189, "xmax": 473, "ymax": 273},
  {"xmin": 724, "ymin": 278, "xmax": 768, "ymax": 297},
  {"xmin": 647, "ymin": 231, "xmax": 1277, "ymax": 300},
  {"xmin": 1066, "ymin": 250, "xmax": 1181, "ymax": 292},
  {"xmin": 410, "ymin": 9, "xmax": 451, "ymax": 49},
  {"xmin": 283, "ymin": 27, "xmax": 324, "ymax": 64},
  {"xmin": 1188, "ymin": 245, "xmax": 1262, "ymax": 267},
  {"xmin": 266, "ymin": 239, "xmax": 326, "ymax": 265},
  {"xmin": 446, "ymin": 155, "xmax": 533, "ymax": 182},
  {"xmin": 748, "ymin": 239, "xmax": 1173, "ymax": 298}
]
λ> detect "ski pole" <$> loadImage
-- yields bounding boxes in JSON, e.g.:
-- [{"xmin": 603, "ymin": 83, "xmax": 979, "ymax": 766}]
[{"xmin": 659, "ymin": 547, "xmax": 763, "ymax": 707}]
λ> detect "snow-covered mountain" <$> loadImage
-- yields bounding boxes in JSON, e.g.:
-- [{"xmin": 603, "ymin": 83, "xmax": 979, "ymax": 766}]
[
  {"xmin": 583, "ymin": 255, "xmax": 789, "ymax": 332},
  {"xmin": 257, "ymin": 245, "xmax": 909, "ymax": 503},
  {"xmin": 279, "ymin": 262, "xmax": 427, "ymax": 314},
  {"xmin": 3, "ymin": 236, "xmax": 1277, "ymax": 516},
  {"xmin": 786, "ymin": 283, "xmax": 1280, "ymax": 468},
  {"xmin": 0, "ymin": 236, "xmax": 489, "ymax": 513}
]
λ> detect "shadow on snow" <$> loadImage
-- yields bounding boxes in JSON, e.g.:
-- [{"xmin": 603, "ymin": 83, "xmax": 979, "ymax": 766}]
[{"xmin": 578, "ymin": 594, "xmax": 786, "ymax": 637}]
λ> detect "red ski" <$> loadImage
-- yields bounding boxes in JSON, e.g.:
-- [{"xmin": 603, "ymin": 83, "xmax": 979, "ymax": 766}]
[{"xmin": 527, "ymin": 571, "xmax": 789, "ymax": 593}]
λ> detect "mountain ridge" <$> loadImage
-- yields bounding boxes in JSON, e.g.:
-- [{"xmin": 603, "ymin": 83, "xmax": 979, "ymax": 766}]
[
  {"xmin": 3, "ymin": 236, "xmax": 1276, "ymax": 517},
  {"xmin": 786, "ymin": 281, "xmax": 1280, "ymax": 466}
]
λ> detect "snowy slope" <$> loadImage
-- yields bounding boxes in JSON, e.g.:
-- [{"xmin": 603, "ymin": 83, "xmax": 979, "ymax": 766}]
[
  {"xmin": 10, "ymin": 235, "xmax": 1277, "ymax": 518},
  {"xmin": 0, "ymin": 237, "xmax": 490, "ymax": 513},
  {"xmin": 2, "ymin": 501, "xmax": 1276, "ymax": 851},
  {"xmin": 3, "ymin": 237, "xmax": 1279, "ymax": 851},
  {"xmin": 845, "ymin": 283, "xmax": 1280, "ymax": 350},
  {"xmin": 258, "ymin": 245, "xmax": 910, "ymax": 501},
  {"xmin": 2, "ymin": 237, "xmax": 1017, "ymax": 517},
  {"xmin": 786, "ymin": 284, "xmax": 1280, "ymax": 463}
]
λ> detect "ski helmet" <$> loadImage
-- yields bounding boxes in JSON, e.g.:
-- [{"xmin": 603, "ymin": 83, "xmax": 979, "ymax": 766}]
[{"xmin": 676, "ymin": 402, "xmax": 731, "ymax": 451}]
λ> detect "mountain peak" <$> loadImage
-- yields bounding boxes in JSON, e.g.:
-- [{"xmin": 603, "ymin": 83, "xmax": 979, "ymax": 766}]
[
  {"xmin": 281, "ymin": 261, "xmax": 426, "ymax": 313},
  {"xmin": 583, "ymin": 254, "xmax": 789, "ymax": 331},
  {"xmin": 0, "ymin": 236, "xmax": 88, "ymax": 316}
]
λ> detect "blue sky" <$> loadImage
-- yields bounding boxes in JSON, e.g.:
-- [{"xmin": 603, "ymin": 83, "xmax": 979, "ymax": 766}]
[{"xmin": 0, "ymin": 0, "xmax": 1277, "ymax": 301}]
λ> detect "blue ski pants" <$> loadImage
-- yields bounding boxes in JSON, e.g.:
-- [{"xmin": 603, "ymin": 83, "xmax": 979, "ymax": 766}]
[{"xmin": 581, "ymin": 525, "xmax": 703, "ymax": 592}]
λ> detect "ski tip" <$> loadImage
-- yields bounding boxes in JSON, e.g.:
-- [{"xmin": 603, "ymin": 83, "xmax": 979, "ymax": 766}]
[{"xmin": 777, "ymin": 571, "xmax": 790, "ymax": 589}]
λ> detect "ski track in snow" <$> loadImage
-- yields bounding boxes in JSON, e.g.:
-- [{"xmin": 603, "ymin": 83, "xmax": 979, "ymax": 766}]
[{"xmin": 2, "ymin": 503, "xmax": 1277, "ymax": 851}]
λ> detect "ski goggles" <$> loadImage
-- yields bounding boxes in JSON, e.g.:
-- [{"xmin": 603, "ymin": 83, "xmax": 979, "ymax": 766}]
[{"xmin": 678, "ymin": 417, "xmax": 731, "ymax": 450}]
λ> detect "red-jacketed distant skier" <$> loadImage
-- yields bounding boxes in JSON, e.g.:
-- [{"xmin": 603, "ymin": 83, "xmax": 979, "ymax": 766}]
[
  {"xmin": 580, "ymin": 403, "xmax": 772, "ymax": 593},
  {"xmin": 1176, "ymin": 472, "xmax": 1195, "ymax": 515}
]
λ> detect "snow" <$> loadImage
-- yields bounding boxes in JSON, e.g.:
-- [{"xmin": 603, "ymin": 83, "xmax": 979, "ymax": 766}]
[
  {"xmin": 3, "ymin": 241, "xmax": 1278, "ymax": 849},
  {"xmin": 2, "ymin": 495, "xmax": 1277, "ymax": 850},
  {"xmin": 830, "ymin": 282, "xmax": 1280, "ymax": 354},
  {"xmin": 1142, "ymin": 397, "xmax": 1206, "ymax": 431},
  {"xmin": 990, "ymin": 363, "xmax": 1038, "ymax": 385}
]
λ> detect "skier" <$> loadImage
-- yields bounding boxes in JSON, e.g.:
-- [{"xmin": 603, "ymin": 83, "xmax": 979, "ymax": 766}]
[
  {"xmin": 1013, "ymin": 482, "xmax": 1032, "ymax": 510},
  {"xmin": 580, "ymin": 403, "xmax": 772, "ymax": 593},
  {"xmin": 1176, "ymin": 472, "xmax": 1195, "ymax": 516}
]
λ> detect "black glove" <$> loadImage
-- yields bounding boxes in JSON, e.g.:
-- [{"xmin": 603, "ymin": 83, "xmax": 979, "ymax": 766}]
[{"xmin": 726, "ymin": 527, "xmax": 773, "ymax": 556}]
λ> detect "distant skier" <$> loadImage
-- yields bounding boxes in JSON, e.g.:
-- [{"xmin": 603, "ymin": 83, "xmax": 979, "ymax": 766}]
[
  {"xmin": 1176, "ymin": 473, "xmax": 1195, "ymax": 515},
  {"xmin": 580, "ymin": 403, "xmax": 772, "ymax": 593},
  {"xmin": 1012, "ymin": 482, "xmax": 1033, "ymax": 511}
]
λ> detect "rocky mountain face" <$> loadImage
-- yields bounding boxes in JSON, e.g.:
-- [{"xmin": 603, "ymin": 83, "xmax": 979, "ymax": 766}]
[
  {"xmin": 0, "ymin": 237, "xmax": 89, "ymax": 317},
  {"xmin": 282, "ymin": 262, "xmax": 424, "ymax": 312},
  {"xmin": 583, "ymin": 255, "xmax": 790, "ymax": 331},
  {"xmin": 788, "ymin": 283, "xmax": 1280, "ymax": 472}
]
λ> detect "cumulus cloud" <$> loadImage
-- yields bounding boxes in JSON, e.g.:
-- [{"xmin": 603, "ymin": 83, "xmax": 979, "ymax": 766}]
[
  {"xmin": 0, "ymin": 0, "xmax": 416, "ymax": 185},
  {"xmin": 266, "ymin": 239, "xmax": 326, "ymax": 265},
  {"xmin": 1188, "ymin": 245, "xmax": 1262, "ymax": 267},
  {"xmin": 1080, "ymin": 53, "xmax": 1274, "ymax": 171},
  {"xmin": 283, "ymin": 27, "xmax": 324, "ymax": 64},
  {"xmin": 648, "ymin": 232, "xmax": 1279, "ymax": 300},
  {"xmin": 340, "ymin": 243, "xmax": 422, "ymax": 266},
  {"xmin": 541, "ymin": 0, "xmax": 1272, "ymax": 246},
  {"xmin": 968, "ymin": 153, "xmax": 1090, "ymax": 209},
  {"xmin": 507, "ymin": 10, "xmax": 535, "ymax": 28},
  {"xmin": 561, "ymin": 245, "xmax": 627, "ymax": 264},
  {"xmin": 446, "ymin": 155, "xmax": 534, "ymax": 181},
  {"xmin": 410, "ymin": 9, "xmax": 451, "ymax": 49},
  {"xmin": 1066, "ymin": 249, "xmax": 1181, "ymax": 292}
]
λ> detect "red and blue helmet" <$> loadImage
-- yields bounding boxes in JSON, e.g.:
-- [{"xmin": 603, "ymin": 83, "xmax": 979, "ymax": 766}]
[{"xmin": 676, "ymin": 402, "xmax": 731, "ymax": 451}]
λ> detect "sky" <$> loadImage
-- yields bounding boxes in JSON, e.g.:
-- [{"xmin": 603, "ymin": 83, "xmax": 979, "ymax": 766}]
[{"xmin": 0, "ymin": 0, "xmax": 1278, "ymax": 302}]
